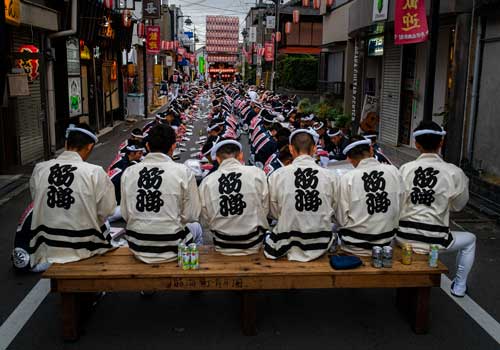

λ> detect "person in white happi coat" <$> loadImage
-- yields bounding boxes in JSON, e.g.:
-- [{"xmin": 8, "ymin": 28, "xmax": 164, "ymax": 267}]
[
  {"xmin": 264, "ymin": 129, "xmax": 339, "ymax": 262},
  {"xmin": 397, "ymin": 121, "xmax": 476, "ymax": 297},
  {"xmin": 121, "ymin": 124, "xmax": 203, "ymax": 264},
  {"xmin": 29, "ymin": 124, "xmax": 116, "ymax": 266},
  {"xmin": 336, "ymin": 136, "xmax": 403, "ymax": 256},
  {"xmin": 199, "ymin": 140, "xmax": 269, "ymax": 255}
]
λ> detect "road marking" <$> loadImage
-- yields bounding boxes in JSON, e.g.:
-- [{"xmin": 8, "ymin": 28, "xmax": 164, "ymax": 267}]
[
  {"xmin": 441, "ymin": 274, "xmax": 500, "ymax": 344},
  {"xmin": 0, "ymin": 279, "xmax": 50, "ymax": 350}
]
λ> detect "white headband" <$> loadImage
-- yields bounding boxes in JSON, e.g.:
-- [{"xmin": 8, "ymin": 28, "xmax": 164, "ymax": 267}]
[
  {"xmin": 131, "ymin": 132, "xmax": 144, "ymax": 139},
  {"xmin": 313, "ymin": 122, "xmax": 324, "ymax": 131},
  {"xmin": 327, "ymin": 129, "xmax": 342, "ymax": 138},
  {"xmin": 66, "ymin": 125, "xmax": 98, "ymax": 143},
  {"xmin": 289, "ymin": 128, "xmax": 319, "ymax": 145},
  {"xmin": 363, "ymin": 134, "xmax": 377, "ymax": 139},
  {"xmin": 211, "ymin": 139, "xmax": 242, "ymax": 159},
  {"xmin": 207, "ymin": 124, "xmax": 220, "ymax": 132},
  {"xmin": 413, "ymin": 129, "xmax": 447, "ymax": 138},
  {"xmin": 343, "ymin": 140, "xmax": 371, "ymax": 155},
  {"xmin": 126, "ymin": 145, "xmax": 145, "ymax": 152},
  {"xmin": 302, "ymin": 114, "xmax": 315, "ymax": 122},
  {"xmin": 202, "ymin": 136, "xmax": 220, "ymax": 156}
]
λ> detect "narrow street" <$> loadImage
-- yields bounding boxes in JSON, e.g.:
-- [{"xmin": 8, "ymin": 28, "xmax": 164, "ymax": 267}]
[{"xmin": 2, "ymin": 0, "xmax": 500, "ymax": 349}]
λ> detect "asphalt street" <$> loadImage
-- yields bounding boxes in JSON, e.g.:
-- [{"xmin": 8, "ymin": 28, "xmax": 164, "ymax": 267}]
[{"xmin": 0, "ymin": 111, "xmax": 499, "ymax": 349}]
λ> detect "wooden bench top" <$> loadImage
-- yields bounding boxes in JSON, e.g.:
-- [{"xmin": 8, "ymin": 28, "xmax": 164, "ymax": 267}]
[{"xmin": 44, "ymin": 247, "xmax": 447, "ymax": 292}]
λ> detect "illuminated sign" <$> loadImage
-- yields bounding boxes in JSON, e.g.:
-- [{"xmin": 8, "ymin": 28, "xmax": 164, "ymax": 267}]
[
  {"xmin": 367, "ymin": 36, "xmax": 384, "ymax": 56},
  {"xmin": 16, "ymin": 45, "xmax": 39, "ymax": 83},
  {"xmin": 5, "ymin": 0, "xmax": 21, "ymax": 26}
]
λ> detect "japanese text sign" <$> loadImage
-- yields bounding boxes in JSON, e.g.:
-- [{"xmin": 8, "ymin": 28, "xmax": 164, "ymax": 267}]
[
  {"xmin": 394, "ymin": 0, "xmax": 429, "ymax": 45},
  {"xmin": 142, "ymin": 0, "xmax": 160, "ymax": 19},
  {"xmin": 5, "ymin": 0, "xmax": 21, "ymax": 26},
  {"xmin": 146, "ymin": 26, "xmax": 161, "ymax": 55}
]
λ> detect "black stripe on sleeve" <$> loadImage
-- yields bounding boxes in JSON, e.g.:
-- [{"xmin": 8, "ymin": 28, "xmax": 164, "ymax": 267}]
[
  {"xmin": 264, "ymin": 240, "xmax": 331, "ymax": 259},
  {"xmin": 126, "ymin": 228, "xmax": 190, "ymax": 242},
  {"xmin": 31, "ymin": 225, "xmax": 109, "ymax": 241},
  {"xmin": 28, "ymin": 236, "xmax": 112, "ymax": 254},
  {"xmin": 127, "ymin": 241, "xmax": 180, "ymax": 254},
  {"xmin": 397, "ymin": 230, "xmax": 454, "ymax": 248},
  {"xmin": 213, "ymin": 234, "xmax": 264, "ymax": 250},
  {"xmin": 338, "ymin": 229, "xmax": 396, "ymax": 242},
  {"xmin": 399, "ymin": 220, "xmax": 450, "ymax": 233},
  {"xmin": 211, "ymin": 227, "xmax": 265, "ymax": 242},
  {"xmin": 267, "ymin": 230, "xmax": 333, "ymax": 244}
]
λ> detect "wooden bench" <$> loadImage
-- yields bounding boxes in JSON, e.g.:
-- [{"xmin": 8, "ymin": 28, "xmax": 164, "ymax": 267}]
[{"xmin": 43, "ymin": 246, "xmax": 447, "ymax": 341}]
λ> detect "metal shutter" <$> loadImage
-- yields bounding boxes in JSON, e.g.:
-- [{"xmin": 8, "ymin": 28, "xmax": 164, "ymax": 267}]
[
  {"xmin": 12, "ymin": 29, "xmax": 45, "ymax": 165},
  {"xmin": 379, "ymin": 35, "xmax": 402, "ymax": 146}
]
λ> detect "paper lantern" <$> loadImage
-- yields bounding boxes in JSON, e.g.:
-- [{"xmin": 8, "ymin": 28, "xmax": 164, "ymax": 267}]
[
  {"xmin": 137, "ymin": 22, "xmax": 145, "ymax": 38},
  {"xmin": 313, "ymin": 0, "xmax": 320, "ymax": 9},
  {"xmin": 302, "ymin": 0, "xmax": 310, "ymax": 6},
  {"xmin": 292, "ymin": 10, "xmax": 300, "ymax": 24},
  {"xmin": 327, "ymin": 0, "xmax": 335, "ymax": 7},
  {"xmin": 285, "ymin": 21, "xmax": 293, "ymax": 34},
  {"xmin": 275, "ymin": 31, "xmax": 282, "ymax": 42},
  {"xmin": 104, "ymin": 0, "xmax": 113, "ymax": 9}
]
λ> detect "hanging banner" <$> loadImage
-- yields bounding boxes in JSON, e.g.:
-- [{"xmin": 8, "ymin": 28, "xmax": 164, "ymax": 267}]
[
  {"xmin": 68, "ymin": 77, "xmax": 82, "ymax": 117},
  {"xmin": 372, "ymin": 0, "xmax": 389, "ymax": 22},
  {"xmin": 5, "ymin": 0, "xmax": 21, "ymax": 26},
  {"xmin": 264, "ymin": 42, "xmax": 274, "ymax": 62},
  {"xmin": 146, "ymin": 26, "xmax": 160, "ymax": 54},
  {"xmin": 394, "ymin": 0, "xmax": 429, "ymax": 45}
]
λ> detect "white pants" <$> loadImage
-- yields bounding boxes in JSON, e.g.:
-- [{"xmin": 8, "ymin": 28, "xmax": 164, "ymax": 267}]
[
  {"xmin": 443, "ymin": 231, "xmax": 476, "ymax": 294},
  {"xmin": 187, "ymin": 222, "xmax": 204, "ymax": 245},
  {"xmin": 108, "ymin": 206, "xmax": 122, "ymax": 223}
]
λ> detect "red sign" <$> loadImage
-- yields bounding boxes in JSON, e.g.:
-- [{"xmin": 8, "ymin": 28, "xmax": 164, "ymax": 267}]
[
  {"xmin": 146, "ymin": 26, "xmax": 160, "ymax": 54},
  {"xmin": 16, "ymin": 45, "xmax": 40, "ymax": 82},
  {"xmin": 394, "ymin": 0, "xmax": 429, "ymax": 45},
  {"xmin": 264, "ymin": 42, "xmax": 274, "ymax": 62}
]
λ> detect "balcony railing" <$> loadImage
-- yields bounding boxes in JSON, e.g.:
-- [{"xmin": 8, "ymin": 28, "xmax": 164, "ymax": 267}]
[{"xmin": 318, "ymin": 81, "xmax": 345, "ymax": 97}]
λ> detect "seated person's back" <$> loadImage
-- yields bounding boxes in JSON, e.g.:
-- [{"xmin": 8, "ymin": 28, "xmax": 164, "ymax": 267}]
[
  {"xmin": 264, "ymin": 129, "xmax": 338, "ymax": 262},
  {"xmin": 336, "ymin": 136, "xmax": 402, "ymax": 256},
  {"xmin": 29, "ymin": 124, "xmax": 116, "ymax": 266},
  {"xmin": 199, "ymin": 139, "xmax": 269, "ymax": 255},
  {"xmin": 121, "ymin": 124, "xmax": 201, "ymax": 264}
]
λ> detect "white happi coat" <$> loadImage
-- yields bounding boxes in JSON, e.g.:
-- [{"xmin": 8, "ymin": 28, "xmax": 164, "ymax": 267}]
[
  {"xmin": 29, "ymin": 151, "xmax": 116, "ymax": 266},
  {"xmin": 397, "ymin": 153, "xmax": 469, "ymax": 253},
  {"xmin": 121, "ymin": 153, "xmax": 201, "ymax": 263},
  {"xmin": 336, "ymin": 158, "xmax": 403, "ymax": 256},
  {"xmin": 264, "ymin": 155, "xmax": 338, "ymax": 262},
  {"xmin": 199, "ymin": 158, "xmax": 269, "ymax": 255}
]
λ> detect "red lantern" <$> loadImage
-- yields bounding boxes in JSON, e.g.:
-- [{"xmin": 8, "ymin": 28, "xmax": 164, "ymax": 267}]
[
  {"xmin": 104, "ymin": 0, "xmax": 113, "ymax": 9},
  {"xmin": 137, "ymin": 22, "xmax": 145, "ymax": 38},
  {"xmin": 327, "ymin": 0, "xmax": 335, "ymax": 7},
  {"xmin": 122, "ymin": 10, "xmax": 132, "ymax": 28},
  {"xmin": 275, "ymin": 31, "xmax": 282, "ymax": 42},
  {"xmin": 292, "ymin": 10, "xmax": 300, "ymax": 24},
  {"xmin": 302, "ymin": 0, "xmax": 310, "ymax": 6},
  {"xmin": 313, "ymin": 0, "xmax": 320, "ymax": 9},
  {"xmin": 285, "ymin": 21, "xmax": 292, "ymax": 34}
]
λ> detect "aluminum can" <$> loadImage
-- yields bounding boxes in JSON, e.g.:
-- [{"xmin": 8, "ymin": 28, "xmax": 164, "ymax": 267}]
[
  {"xmin": 372, "ymin": 246, "xmax": 383, "ymax": 268},
  {"xmin": 402, "ymin": 243, "xmax": 413, "ymax": 265},
  {"xmin": 428, "ymin": 244, "xmax": 439, "ymax": 268},
  {"xmin": 382, "ymin": 246, "xmax": 393, "ymax": 268},
  {"xmin": 182, "ymin": 247, "xmax": 191, "ymax": 270},
  {"xmin": 189, "ymin": 243, "xmax": 199, "ymax": 270},
  {"xmin": 178, "ymin": 243, "xmax": 186, "ymax": 267}
]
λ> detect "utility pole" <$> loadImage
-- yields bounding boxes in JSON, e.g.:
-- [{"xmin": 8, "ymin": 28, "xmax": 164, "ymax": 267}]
[
  {"xmin": 423, "ymin": 0, "xmax": 441, "ymax": 121},
  {"xmin": 270, "ymin": 0, "xmax": 279, "ymax": 92},
  {"xmin": 143, "ymin": 20, "xmax": 149, "ymax": 119}
]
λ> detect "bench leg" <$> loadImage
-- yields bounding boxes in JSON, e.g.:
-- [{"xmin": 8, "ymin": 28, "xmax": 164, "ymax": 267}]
[
  {"xmin": 396, "ymin": 287, "xmax": 430, "ymax": 334},
  {"xmin": 61, "ymin": 293, "xmax": 80, "ymax": 341},
  {"xmin": 241, "ymin": 292, "xmax": 257, "ymax": 336}
]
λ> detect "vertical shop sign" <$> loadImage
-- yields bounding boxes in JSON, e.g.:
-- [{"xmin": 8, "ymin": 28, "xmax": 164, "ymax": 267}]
[
  {"xmin": 142, "ymin": 0, "xmax": 160, "ymax": 19},
  {"xmin": 394, "ymin": 0, "xmax": 429, "ymax": 45},
  {"xmin": 68, "ymin": 77, "xmax": 82, "ymax": 117},
  {"xmin": 264, "ymin": 42, "xmax": 274, "ymax": 62},
  {"xmin": 146, "ymin": 26, "xmax": 161, "ymax": 54},
  {"xmin": 372, "ymin": 0, "xmax": 389, "ymax": 22},
  {"xmin": 4, "ymin": 0, "xmax": 21, "ymax": 26}
]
